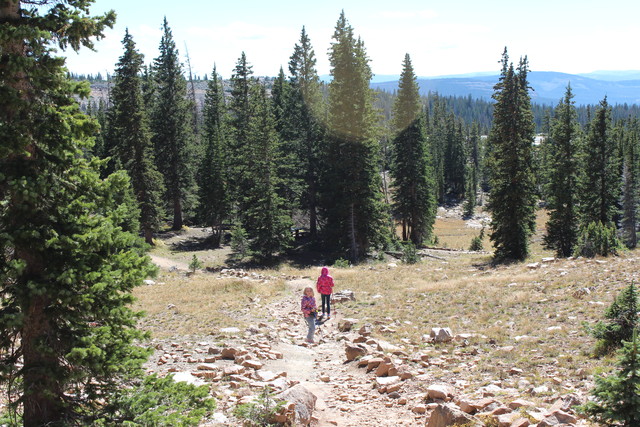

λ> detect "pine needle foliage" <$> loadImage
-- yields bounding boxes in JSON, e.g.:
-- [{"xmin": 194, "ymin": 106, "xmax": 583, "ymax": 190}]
[
  {"xmin": 486, "ymin": 49, "xmax": 537, "ymax": 261},
  {"xmin": 0, "ymin": 2, "xmax": 158, "ymax": 425}
]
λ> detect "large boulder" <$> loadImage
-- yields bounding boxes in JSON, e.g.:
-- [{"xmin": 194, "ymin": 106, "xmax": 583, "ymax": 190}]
[
  {"xmin": 276, "ymin": 384, "xmax": 317, "ymax": 425},
  {"xmin": 427, "ymin": 403, "xmax": 482, "ymax": 427}
]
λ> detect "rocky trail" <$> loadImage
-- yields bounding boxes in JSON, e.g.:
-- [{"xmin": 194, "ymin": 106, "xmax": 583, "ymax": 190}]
[{"xmin": 144, "ymin": 257, "xmax": 591, "ymax": 426}]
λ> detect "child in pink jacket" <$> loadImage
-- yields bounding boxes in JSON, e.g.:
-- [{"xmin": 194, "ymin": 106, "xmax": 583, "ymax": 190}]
[{"xmin": 316, "ymin": 267, "xmax": 335, "ymax": 319}]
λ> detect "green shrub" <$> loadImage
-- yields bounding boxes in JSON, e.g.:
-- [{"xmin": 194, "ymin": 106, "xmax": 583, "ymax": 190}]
[
  {"xmin": 469, "ymin": 227, "xmax": 485, "ymax": 251},
  {"xmin": 580, "ymin": 332, "xmax": 640, "ymax": 425},
  {"xmin": 189, "ymin": 254, "xmax": 203, "ymax": 273},
  {"xmin": 589, "ymin": 282, "xmax": 639, "ymax": 356},
  {"xmin": 401, "ymin": 242, "xmax": 419, "ymax": 264},
  {"xmin": 231, "ymin": 224, "xmax": 250, "ymax": 259},
  {"xmin": 574, "ymin": 221, "xmax": 622, "ymax": 257},
  {"xmin": 233, "ymin": 386, "xmax": 284, "ymax": 426},
  {"xmin": 333, "ymin": 257, "xmax": 350, "ymax": 268},
  {"xmin": 96, "ymin": 374, "xmax": 215, "ymax": 426}
]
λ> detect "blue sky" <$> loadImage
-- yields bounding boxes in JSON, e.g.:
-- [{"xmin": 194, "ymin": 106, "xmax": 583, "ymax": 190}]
[{"xmin": 61, "ymin": 0, "xmax": 640, "ymax": 78}]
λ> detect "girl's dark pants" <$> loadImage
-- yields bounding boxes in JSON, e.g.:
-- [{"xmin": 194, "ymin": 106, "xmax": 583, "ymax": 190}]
[{"xmin": 321, "ymin": 294, "xmax": 331, "ymax": 315}]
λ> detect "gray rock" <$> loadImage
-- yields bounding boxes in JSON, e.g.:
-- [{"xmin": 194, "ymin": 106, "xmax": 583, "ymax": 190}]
[
  {"xmin": 277, "ymin": 384, "xmax": 317, "ymax": 426},
  {"xmin": 430, "ymin": 327, "xmax": 453, "ymax": 343}
]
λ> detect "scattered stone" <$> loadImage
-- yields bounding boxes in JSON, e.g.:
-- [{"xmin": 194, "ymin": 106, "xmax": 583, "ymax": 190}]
[
  {"xmin": 338, "ymin": 318, "xmax": 359, "ymax": 332},
  {"xmin": 221, "ymin": 347, "xmax": 238, "ymax": 359},
  {"xmin": 143, "ymin": 279, "xmax": 155, "ymax": 285},
  {"xmin": 219, "ymin": 327, "xmax": 241, "ymax": 334},
  {"xmin": 508, "ymin": 398, "xmax": 535, "ymax": 409},
  {"xmin": 242, "ymin": 360, "xmax": 263, "ymax": 370},
  {"xmin": 426, "ymin": 383, "xmax": 455, "ymax": 400},
  {"xmin": 545, "ymin": 409, "xmax": 578, "ymax": 424},
  {"xmin": 345, "ymin": 344, "xmax": 368, "ymax": 361},
  {"xmin": 359, "ymin": 324, "xmax": 373, "ymax": 336},
  {"xmin": 411, "ymin": 404, "xmax": 427, "ymax": 414},
  {"xmin": 430, "ymin": 327, "xmax": 453, "ymax": 343},
  {"xmin": 333, "ymin": 290, "xmax": 356, "ymax": 303}
]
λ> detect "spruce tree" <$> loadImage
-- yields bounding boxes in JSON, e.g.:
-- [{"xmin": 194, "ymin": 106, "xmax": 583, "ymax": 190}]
[
  {"xmin": 150, "ymin": 18, "xmax": 197, "ymax": 230},
  {"xmin": 444, "ymin": 114, "xmax": 466, "ymax": 198},
  {"xmin": 544, "ymin": 85, "xmax": 581, "ymax": 256},
  {"xmin": 271, "ymin": 66, "xmax": 300, "ymax": 206},
  {"xmin": 197, "ymin": 65, "xmax": 229, "ymax": 246},
  {"xmin": 0, "ymin": 1, "xmax": 155, "ymax": 424},
  {"xmin": 428, "ymin": 96, "xmax": 447, "ymax": 203},
  {"xmin": 582, "ymin": 331, "xmax": 640, "ymax": 426},
  {"xmin": 486, "ymin": 49, "xmax": 537, "ymax": 261},
  {"xmin": 242, "ymin": 85, "xmax": 293, "ymax": 260},
  {"xmin": 110, "ymin": 29, "xmax": 165, "ymax": 244},
  {"xmin": 287, "ymin": 26, "xmax": 325, "ymax": 237},
  {"xmin": 591, "ymin": 282, "xmax": 640, "ymax": 354},
  {"xmin": 390, "ymin": 53, "xmax": 436, "ymax": 245},
  {"xmin": 622, "ymin": 119, "xmax": 639, "ymax": 248},
  {"xmin": 322, "ymin": 11, "xmax": 389, "ymax": 261},
  {"xmin": 228, "ymin": 52, "xmax": 255, "ymax": 213},
  {"xmin": 578, "ymin": 97, "xmax": 619, "ymax": 227}
]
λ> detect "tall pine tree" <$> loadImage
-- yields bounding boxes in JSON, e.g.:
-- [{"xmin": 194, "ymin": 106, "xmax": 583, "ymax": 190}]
[
  {"xmin": 322, "ymin": 11, "xmax": 389, "ymax": 261},
  {"xmin": 486, "ymin": 49, "xmax": 537, "ymax": 261},
  {"xmin": 197, "ymin": 65, "xmax": 229, "ymax": 246},
  {"xmin": 228, "ymin": 52, "xmax": 255, "ymax": 216},
  {"xmin": 150, "ymin": 18, "xmax": 197, "ymax": 230},
  {"xmin": 0, "ymin": 1, "xmax": 154, "ymax": 424},
  {"xmin": 622, "ymin": 119, "xmax": 639, "ymax": 248},
  {"xmin": 390, "ymin": 53, "xmax": 435, "ymax": 245},
  {"xmin": 242, "ymin": 85, "xmax": 293, "ymax": 260},
  {"xmin": 110, "ymin": 29, "xmax": 164, "ymax": 244},
  {"xmin": 544, "ymin": 85, "xmax": 581, "ymax": 256},
  {"xmin": 578, "ymin": 97, "xmax": 620, "ymax": 227},
  {"xmin": 287, "ymin": 27, "xmax": 325, "ymax": 237}
]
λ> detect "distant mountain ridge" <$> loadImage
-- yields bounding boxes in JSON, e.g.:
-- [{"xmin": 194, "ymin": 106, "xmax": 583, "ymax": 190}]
[{"xmin": 324, "ymin": 70, "xmax": 640, "ymax": 106}]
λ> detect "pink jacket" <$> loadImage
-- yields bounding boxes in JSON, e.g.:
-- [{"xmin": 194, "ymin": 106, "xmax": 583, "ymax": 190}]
[{"xmin": 316, "ymin": 267, "xmax": 334, "ymax": 295}]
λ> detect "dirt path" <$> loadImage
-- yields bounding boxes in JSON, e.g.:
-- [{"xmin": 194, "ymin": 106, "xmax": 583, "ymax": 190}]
[
  {"xmin": 149, "ymin": 254, "xmax": 190, "ymax": 271},
  {"xmin": 261, "ymin": 279, "xmax": 420, "ymax": 426}
]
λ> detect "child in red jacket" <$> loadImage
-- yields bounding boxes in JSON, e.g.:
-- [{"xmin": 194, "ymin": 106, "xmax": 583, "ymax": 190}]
[{"xmin": 316, "ymin": 267, "xmax": 335, "ymax": 319}]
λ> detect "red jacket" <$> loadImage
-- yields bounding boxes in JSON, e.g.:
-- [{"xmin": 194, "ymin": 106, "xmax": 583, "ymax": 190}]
[{"xmin": 316, "ymin": 267, "xmax": 334, "ymax": 295}]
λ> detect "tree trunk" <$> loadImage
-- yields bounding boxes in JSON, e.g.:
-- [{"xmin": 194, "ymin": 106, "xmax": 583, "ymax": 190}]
[
  {"xmin": 144, "ymin": 227, "xmax": 154, "ymax": 245},
  {"xmin": 172, "ymin": 196, "xmax": 183, "ymax": 230},
  {"xmin": 22, "ymin": 295, "xmax": 64, "ymax": 426},
  {"xmin": 349, "ymin": 203, "xmax": 358, "ymax": 262}
]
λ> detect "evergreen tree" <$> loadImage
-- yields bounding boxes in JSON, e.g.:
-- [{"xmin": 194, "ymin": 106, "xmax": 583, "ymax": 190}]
[
  {"xmin": 271, "ymin": 66, "xmax": 300, "ymax": 207},
  {"xmin": 591, "ymin": 282, "xmax": 640, "ymax": 354},
  {"xmin": 287, "ymin": 26, "xmax": 325, "ymax": 237},
  {"xmin": 428, "ymin": 96, "xmax": 447, "ymax": 203},
  {"xmin": 322, "ymin": 11, "xmax": 389, "ymax": 261},
  {"xmin": 0, "ymin": 2, "xmax": 156, "ymax": 424},
  {"xmin": 463, "ymin": 122, "xmax": 482, "ymax": 217},
  {"xmin": 444, "ymin": 114, "xmax": 466, "ymax": 198},
  {"xmin": 578, "ymin": 97, "xmax": 619, "ymax": 227},
  {"xmin": 544, "ymin": 85, "xmax": 581, "ymax": 257},
  {"xmin": 110, "ymin": 29, "xmax": 165, "ymax": 244},
  {"xmin": 390, "ymin": 53, "xmax": 436, "ymax": 245},
  {"xmin": 242, "ymin": 85, "xmax": 293, "ymax": 259},
  {"xmin": 622, "ymin": 119, "xmax": 639, "ymax": 248},
  {"xmin": 227, "ymin": 52, "xmax": 255, "ymax": 213},
  {"xmin": 486, "ymin": 49, "xmax": 537, "ymax": 261},
  {"xmin": 582, "ymin": 331, "xmax": 640, "ymax": 426},
  {"xmin": 197, "ymin": 65, "xmax": 229, "ymax": 246},
  {"xmin": 150, "ymin": 18, "xmax": 197, "ymax": 230}
]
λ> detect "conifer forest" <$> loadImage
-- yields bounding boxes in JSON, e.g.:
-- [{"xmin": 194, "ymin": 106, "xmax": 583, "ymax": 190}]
[{"xmin": 2, "ymin": 1, "xmax": 640, "ymax": 425}]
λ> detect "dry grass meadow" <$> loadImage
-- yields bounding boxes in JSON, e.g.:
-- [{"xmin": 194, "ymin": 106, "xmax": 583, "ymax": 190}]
[{"xmin": 135, "ymin": 208, "xmax": 639, "ymax": 406}]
